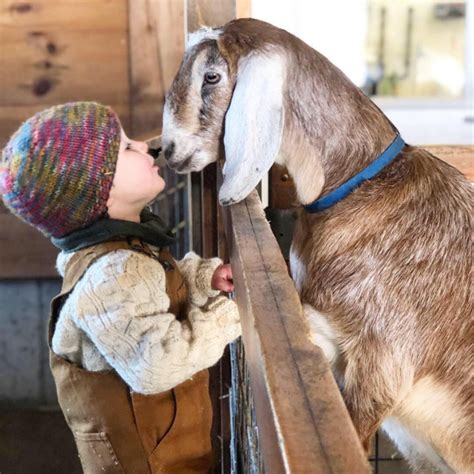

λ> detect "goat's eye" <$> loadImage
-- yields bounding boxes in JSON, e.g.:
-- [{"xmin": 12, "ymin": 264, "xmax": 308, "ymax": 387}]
[{"xmin": 204, "ymin": 72, "xmax": 221, "ymax": 84}]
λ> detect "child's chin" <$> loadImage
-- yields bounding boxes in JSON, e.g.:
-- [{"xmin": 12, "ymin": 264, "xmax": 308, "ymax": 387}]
[{"xmin": 154, "ymin": 181, "xmax": 166, "ymax": 196}]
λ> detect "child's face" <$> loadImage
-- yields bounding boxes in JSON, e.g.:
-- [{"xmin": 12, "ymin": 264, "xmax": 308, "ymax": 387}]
[{"xmin": 110, "ymin": 129, "xmax": 166, "ymax": 208}]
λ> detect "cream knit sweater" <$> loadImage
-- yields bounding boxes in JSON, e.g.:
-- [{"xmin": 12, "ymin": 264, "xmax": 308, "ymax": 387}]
[{"xmin": 53, "ymin": 248, "xmax": 241, "ymax": 394}]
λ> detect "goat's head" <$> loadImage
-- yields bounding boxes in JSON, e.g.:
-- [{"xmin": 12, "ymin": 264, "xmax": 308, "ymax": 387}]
[
  {"xmin": 162, "ymin": 19, "xmax": 288, "ymax": 205},
  {"xmin": 162, "ymin": 18, "xmax": 394, "ymax": 206}
]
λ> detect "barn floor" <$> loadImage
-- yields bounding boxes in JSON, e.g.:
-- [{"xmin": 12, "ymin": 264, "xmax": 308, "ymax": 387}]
[{"xmin": 0, "ymin": 407, "xmax": 81, "ymax": 474}]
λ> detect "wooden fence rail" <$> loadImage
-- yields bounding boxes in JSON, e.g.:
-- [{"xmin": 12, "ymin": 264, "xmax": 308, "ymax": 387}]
[{"xmin": 221, "ymin": 181, "xmax": 370, "ymax": 473}]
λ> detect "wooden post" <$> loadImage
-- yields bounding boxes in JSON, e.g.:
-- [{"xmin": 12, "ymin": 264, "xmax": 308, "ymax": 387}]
[
  {"xmin": 185, "ymin": 3, "xmax": 250, "ymax": 471},
  {"xmin": 128, "ymin": 0, "xmax": 185, "ymax": 139}
]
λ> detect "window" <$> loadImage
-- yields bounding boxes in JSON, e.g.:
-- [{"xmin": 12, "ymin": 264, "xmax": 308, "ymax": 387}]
[{"xmin": 252, "ymin": 0, "xmax": 473, "ymax": 144}]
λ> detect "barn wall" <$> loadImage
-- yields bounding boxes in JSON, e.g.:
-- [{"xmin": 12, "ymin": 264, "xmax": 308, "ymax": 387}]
[
  {"xmin": 0, "ymin": 0, "xmax": 184, "ymax": 405},
  {"xmin": 0, "ymin": 279, "xmax": 59, "ymax": 406}
]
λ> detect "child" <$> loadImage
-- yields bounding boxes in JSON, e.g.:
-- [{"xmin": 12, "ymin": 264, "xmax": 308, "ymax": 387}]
[{"xmin": 0, "ymin": 102, "xmax": 241, "ymax": 473}]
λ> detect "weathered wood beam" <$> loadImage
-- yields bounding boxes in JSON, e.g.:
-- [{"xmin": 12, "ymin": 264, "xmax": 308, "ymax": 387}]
[
  {"xmin": 128, "ymin": 0, "xmax": 185, "ymax": 138},
  {"xmin": 222, "ymin": 186, "xmax": 370, "ymax": 473},
  {"xmin": 0, "ymin": 201, "xmax": 58, "ymax": 279},
  {"xmin": 425, "ymin": 145, "xmax": 474, "ymax": 181}
]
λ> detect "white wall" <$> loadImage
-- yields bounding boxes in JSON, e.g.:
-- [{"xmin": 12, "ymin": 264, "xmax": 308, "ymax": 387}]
[{"xmin": 252, "ymin": 0, "xmax": 368, "ymax": 86}]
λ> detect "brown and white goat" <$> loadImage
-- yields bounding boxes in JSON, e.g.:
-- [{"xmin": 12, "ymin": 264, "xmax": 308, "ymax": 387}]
[{"xmin": 162, "ymin": 19, "xmax": 473, "ymax": 473}]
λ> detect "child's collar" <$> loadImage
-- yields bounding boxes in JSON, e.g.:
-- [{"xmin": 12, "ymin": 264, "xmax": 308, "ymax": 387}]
[{"xmin": 51, "ymin": 208, "xmax": 176, "ymax": 253}]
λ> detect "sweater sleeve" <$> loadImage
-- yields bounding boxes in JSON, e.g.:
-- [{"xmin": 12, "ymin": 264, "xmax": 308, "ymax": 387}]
[
  {"xmin": 176, "ymin": 251, "xmax": 223, "ymax": 307},
  {"xmin": 71, "ymin": 250, "xmax": 240, "ymax": 394}
]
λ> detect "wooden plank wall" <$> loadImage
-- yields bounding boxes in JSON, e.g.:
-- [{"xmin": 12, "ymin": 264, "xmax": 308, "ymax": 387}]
[
  {"xmin": 0, "ymin": 0, "xmax": 184, "ymax": 406},
  {"xmin": 0, "ymin": 0, "xmax": 129, "ymax": 277},
  {"xmin": 0, "ymin": 0, "xmax": 130, "ymax": 147},
  {"xmin": 0, "ymin": 0, "xmax": 184, "ymax": 278},
  {"xmin": 128, "ymin": 0, "xmax": 185, "ymax": 138}
]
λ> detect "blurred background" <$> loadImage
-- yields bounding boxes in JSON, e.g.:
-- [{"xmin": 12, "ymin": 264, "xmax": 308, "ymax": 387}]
[{"xmin": 253, "ymin": 0, "xmax": 473, "ymax": 144}]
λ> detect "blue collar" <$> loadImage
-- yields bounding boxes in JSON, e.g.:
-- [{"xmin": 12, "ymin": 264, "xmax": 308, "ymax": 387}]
[{"xmin": 304, "ymin": 133, "xmax": 405, "ymax": 213}]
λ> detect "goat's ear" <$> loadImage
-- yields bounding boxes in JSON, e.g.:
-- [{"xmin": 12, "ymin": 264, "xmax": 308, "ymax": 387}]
[{"xmin": 219, "ymin": 53, "xmax": 284, "ymax": 206}]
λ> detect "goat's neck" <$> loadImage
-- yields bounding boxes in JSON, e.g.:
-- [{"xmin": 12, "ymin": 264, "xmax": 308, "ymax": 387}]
[
  {"xmin": 280, "ymin": 50, "xmax": 396, "ymax": 205},
  {"xmin": 281, "ymin": 95, "xmax": 396, "ymax": 206}
]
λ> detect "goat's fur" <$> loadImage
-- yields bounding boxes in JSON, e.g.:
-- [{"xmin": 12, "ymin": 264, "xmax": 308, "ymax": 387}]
[{"xmin": 162, "ymin": 18, "xmax": 474, "ymax": 473}]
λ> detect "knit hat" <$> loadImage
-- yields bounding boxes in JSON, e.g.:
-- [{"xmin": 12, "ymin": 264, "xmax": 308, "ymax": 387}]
[{"xmin": 0, "ymin": 102, "xmax": 121, "ymax": 238}]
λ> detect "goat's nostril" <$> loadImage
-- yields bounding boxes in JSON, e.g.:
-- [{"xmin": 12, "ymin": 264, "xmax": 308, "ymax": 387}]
[{"xmin": 164, "ymin": 142, "xmax": 175, "ymax": 161}]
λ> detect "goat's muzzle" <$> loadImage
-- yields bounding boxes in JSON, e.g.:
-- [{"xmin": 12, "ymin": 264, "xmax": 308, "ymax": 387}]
[{"xmin": 163, "ymin": 142, "xmax": 175, "ymax": 161}]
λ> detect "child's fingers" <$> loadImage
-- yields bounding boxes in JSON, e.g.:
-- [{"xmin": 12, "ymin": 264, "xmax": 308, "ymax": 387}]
[
  {"xmin": 223, "ymin": 264, "xmax": 233, "ymax": 279},
  {"xmin": 218, "ymin": 277, "xmax": 234, "ymax": 293},
  {"xmin": 211, "ymin": 264, "xmax": 234, "ymax": 291}
]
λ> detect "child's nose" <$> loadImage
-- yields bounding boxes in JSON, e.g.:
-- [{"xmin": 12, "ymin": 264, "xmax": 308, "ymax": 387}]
[{"xmin": 135, "ymin": 141, "xmax": 148, "ymax": 154}]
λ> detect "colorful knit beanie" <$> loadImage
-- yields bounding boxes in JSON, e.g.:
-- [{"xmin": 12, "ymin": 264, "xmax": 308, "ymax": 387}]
[{"xmin": 0, "ymin": 102, "xmax": 121, "ymax": 238}]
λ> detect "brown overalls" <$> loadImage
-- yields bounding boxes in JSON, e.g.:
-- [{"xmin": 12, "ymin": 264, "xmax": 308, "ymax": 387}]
[{"xmin": 48, "ymin": 240, "xmax": 213, "ymax": 474}]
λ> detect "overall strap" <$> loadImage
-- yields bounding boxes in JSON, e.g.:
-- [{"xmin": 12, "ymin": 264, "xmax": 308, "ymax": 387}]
[
  {"xmin": 50, "ymin": 239, "xmax": 161, "ymax": 344},
  {"xmin": 60, "ymin": 240, "xmax": 143, "ymax": 295}
]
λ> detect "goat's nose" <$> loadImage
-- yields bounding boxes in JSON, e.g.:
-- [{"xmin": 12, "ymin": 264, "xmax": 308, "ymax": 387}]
[{"xmin": 164, "ymin": 142, "xmax": 175, "ymax": 161}]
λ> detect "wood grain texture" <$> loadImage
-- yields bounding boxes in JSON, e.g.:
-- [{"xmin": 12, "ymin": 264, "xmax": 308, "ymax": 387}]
[
  {"xmin": 128, "ymin": 0, "xmax": 185, "ymax": 138},
  {"xmin": 0, "ymin": 202, "xmax": 59, "ymax": 279},
  {"xmin": 0, "ymin": 1, "xmax": 129, "ymax": 97},
  {"xmin": 0, "ymin": 0, "xmax": 130, "ymax": 146},
  {"xmin": 424, "ymin": 145, "xmax": 474, "ymax": 181},
  {"xmin": 222, "ymin": 186, "xmax": 370, "ymax": 473},
  {"xmin": 0, "ymin": 29, "xmax": 129, "ymax": 105},
  {"xmin": 0, "ymin": 0, "xmax": 127, "ymax": 30}
]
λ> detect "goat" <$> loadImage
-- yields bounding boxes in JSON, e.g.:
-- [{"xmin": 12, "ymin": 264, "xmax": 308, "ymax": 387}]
[{"xmin": 161, "ymin": 18, "xmax": 473, "ymax": 473}]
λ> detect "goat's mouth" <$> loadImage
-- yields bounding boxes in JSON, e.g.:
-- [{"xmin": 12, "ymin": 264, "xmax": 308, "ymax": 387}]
[
  {"xmin": 168, "ymin": 149, "xmax": 213, "ymax": 174},
  {"xmin": 168, "ymin": 152, "xmax": 197, "ymax": 173}
]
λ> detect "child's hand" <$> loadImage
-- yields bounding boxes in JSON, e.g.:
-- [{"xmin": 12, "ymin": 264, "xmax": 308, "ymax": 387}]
[{"xmin": 211, "ymin": 264, "xmax": 234, "ymax": 293}]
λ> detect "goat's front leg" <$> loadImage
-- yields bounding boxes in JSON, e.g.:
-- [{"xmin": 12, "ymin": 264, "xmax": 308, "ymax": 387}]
[
  {"xmin": 342, "ymin": 353, "xmax": 402, "ymax": 452},
  {"xmin": 303, "ymin": 304, "xmax": 340, "ymax": 366},
  {"xmin": 303, "ymin": 305, "xmax": 401, "ymax": 451}
]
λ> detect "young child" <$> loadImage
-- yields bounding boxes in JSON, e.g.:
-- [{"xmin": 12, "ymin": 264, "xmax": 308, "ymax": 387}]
[{"xmin": 0, "ymin": 102, "xmax": 241, "ymax": 473}]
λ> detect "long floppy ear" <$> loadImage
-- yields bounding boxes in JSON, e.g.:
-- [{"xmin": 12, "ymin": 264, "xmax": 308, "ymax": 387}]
[{"xmin": 219, "ymin": 52, "xmax": 285, "ymax": 206}]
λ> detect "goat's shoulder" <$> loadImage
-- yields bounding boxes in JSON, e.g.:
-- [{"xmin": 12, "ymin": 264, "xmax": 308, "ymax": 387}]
[{"xmin": 294, "ymin": 145, "xmax": 472, "ymax": 345}]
